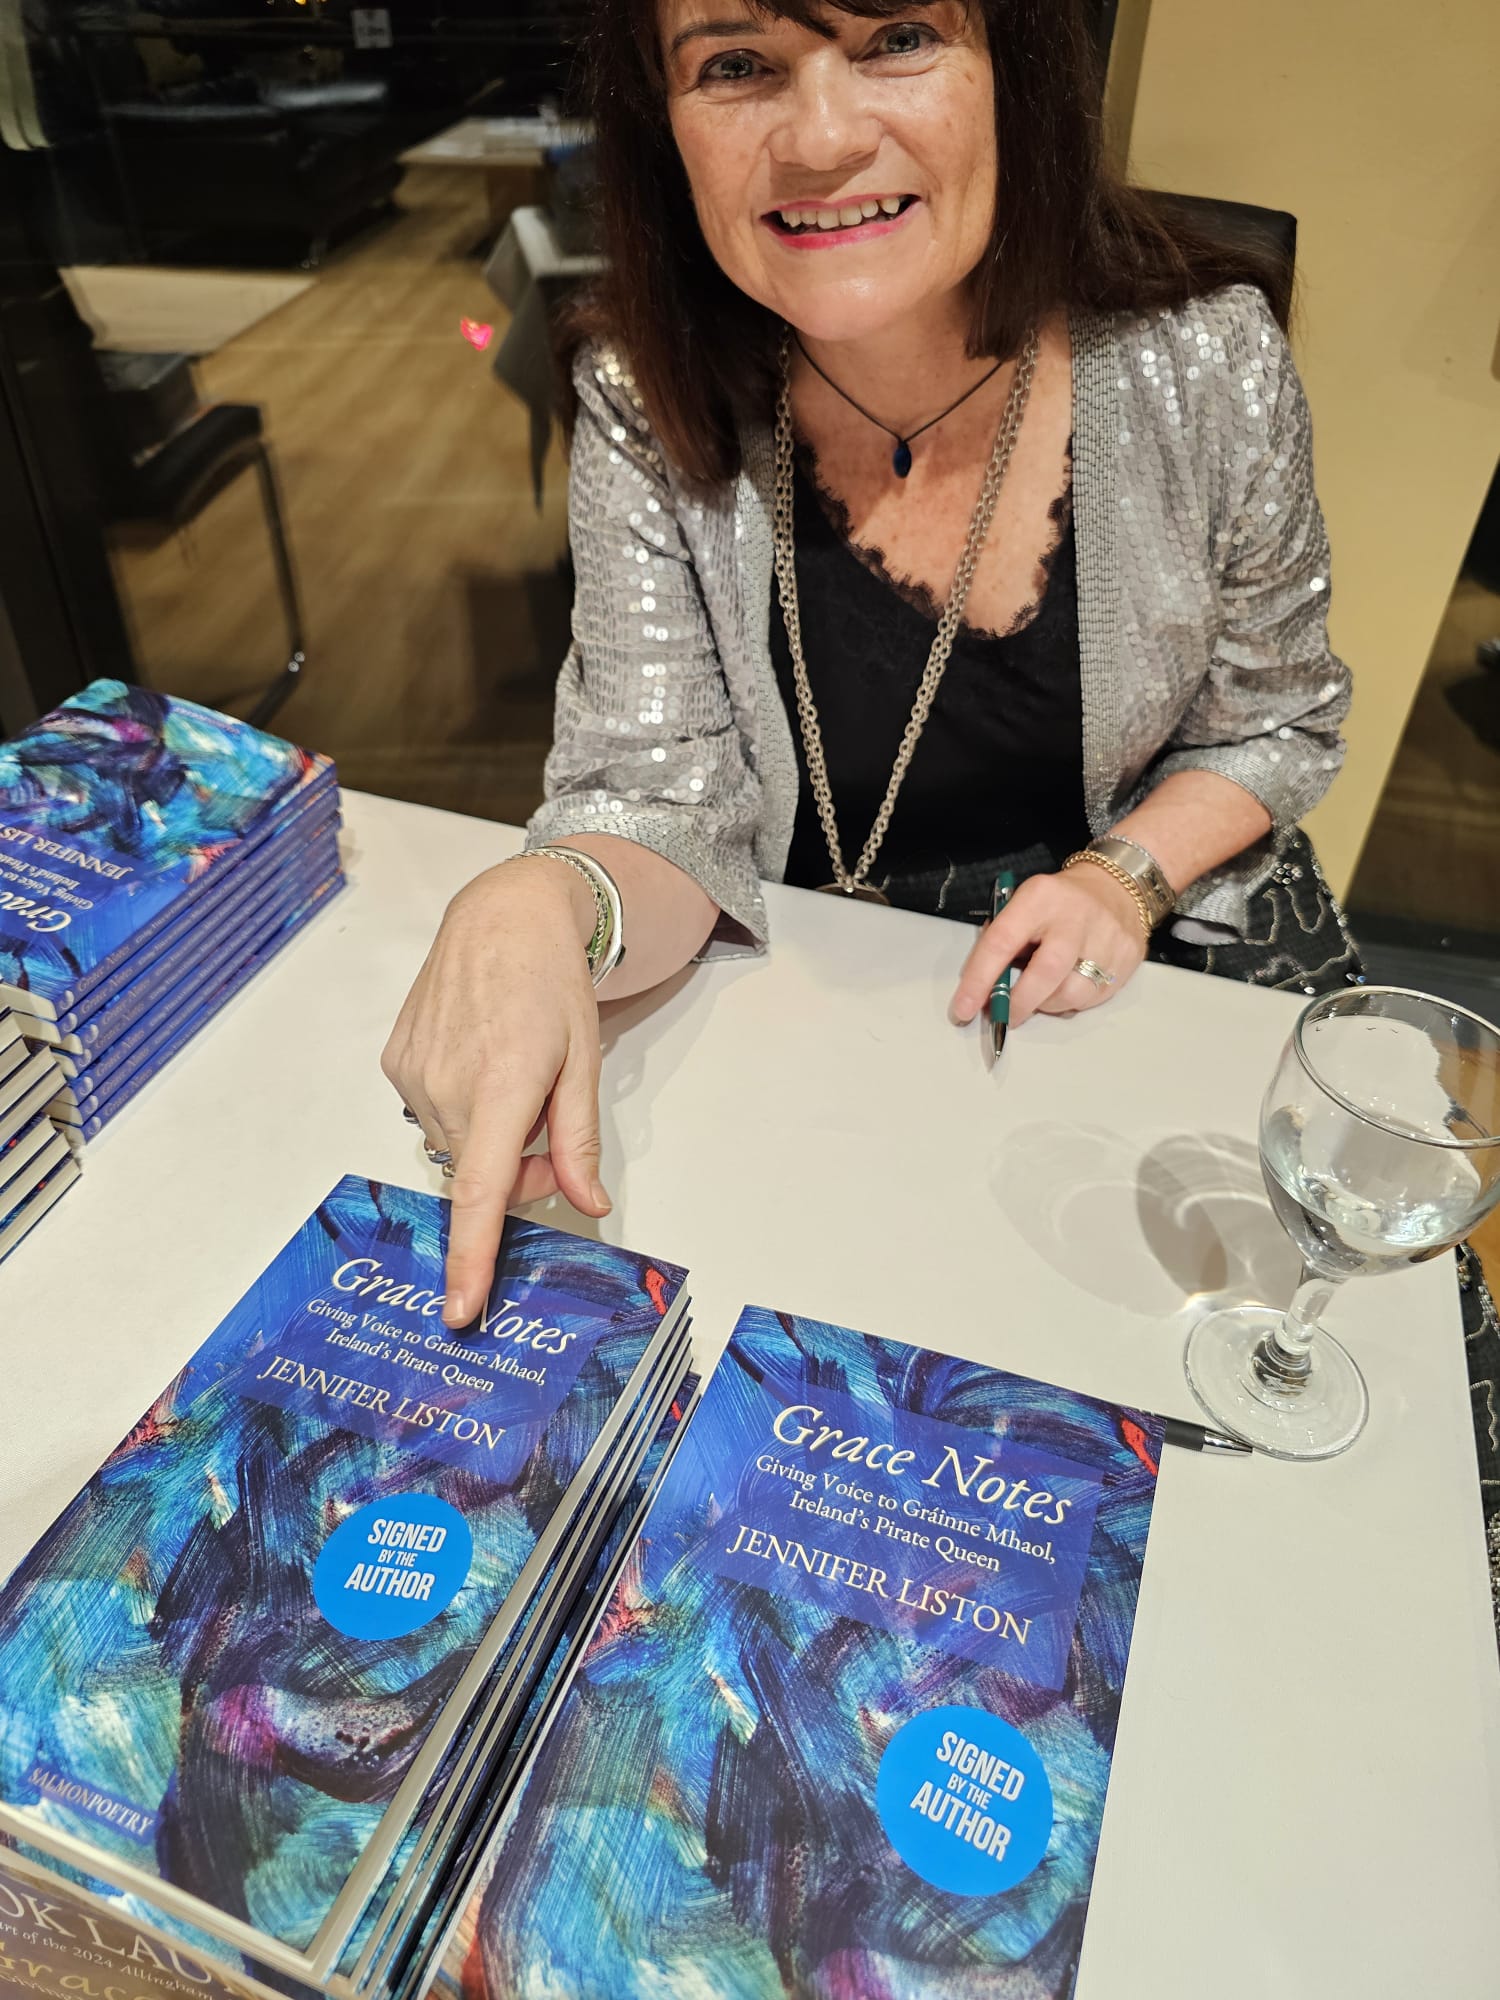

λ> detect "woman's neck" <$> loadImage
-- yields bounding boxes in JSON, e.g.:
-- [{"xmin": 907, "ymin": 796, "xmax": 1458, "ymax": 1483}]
[{"xmin": 793, "ymin": 296, "xmax": 995, "ymax": 437}]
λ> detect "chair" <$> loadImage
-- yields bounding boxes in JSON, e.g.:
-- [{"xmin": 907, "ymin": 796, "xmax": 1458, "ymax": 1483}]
[
  {"xmin": 104, "ymin": 400, "xmax": 307, "ymax": 729},
  {"xmin": 1143, "ymin": 189, "xmax": 1298, "ymax": 292},
  {"xmin": 54, "ymin": 282, "xmax": 308, "ymax": 728}
]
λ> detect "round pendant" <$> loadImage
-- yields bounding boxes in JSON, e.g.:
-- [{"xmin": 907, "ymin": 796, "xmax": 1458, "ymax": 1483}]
[{"xmin": 818, "ymin": 882, "xmax": 890, "ymax": 906}]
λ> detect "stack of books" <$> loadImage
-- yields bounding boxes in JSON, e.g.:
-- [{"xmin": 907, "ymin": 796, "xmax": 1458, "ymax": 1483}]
[
  {"xmin": 0, "ymin": 679, "xmax": 341, "ymax": 1150},
  {"xmin": 0, "ymin": 1176, "xmax": 695, "ymax": 2000},
  {"xmin": 0, "ymin": 1005, "xmax": 79, "ymax": 1261},
  {"xmin": 423, "ymin": 1306, "xmax": 1164, "ymax": 2000}
]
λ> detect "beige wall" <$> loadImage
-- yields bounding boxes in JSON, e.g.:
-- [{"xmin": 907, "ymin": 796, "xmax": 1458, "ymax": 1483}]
[{"xmin": 1107, "ymin": 0, "xmax": 1500, "ymax": 895}]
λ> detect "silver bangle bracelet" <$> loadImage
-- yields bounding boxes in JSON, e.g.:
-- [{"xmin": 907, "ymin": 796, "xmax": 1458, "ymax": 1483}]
[
  {"xmin": 521, "ymin": 845, "xmax": 626, "ymax": 986},
  {"xmin": 1086, "ymin": 835, "xmax": 1176, "ymax": 929}
]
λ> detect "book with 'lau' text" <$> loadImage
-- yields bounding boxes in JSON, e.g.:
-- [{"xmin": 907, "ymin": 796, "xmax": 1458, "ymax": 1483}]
[{"xmin": 433, "ymin": 1306, "xmax": 1162, "ymax": 2000}]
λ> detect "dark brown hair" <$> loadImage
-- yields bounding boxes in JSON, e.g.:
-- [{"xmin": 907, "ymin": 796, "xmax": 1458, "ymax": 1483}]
[{"xmin": 569, "ymin": 0, "xmax": 1293, "ymax": 486}]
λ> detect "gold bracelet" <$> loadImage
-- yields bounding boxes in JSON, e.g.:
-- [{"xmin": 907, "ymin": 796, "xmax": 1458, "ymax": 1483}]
[{"xmin": 1062, "ymin": 850, "xmax": 1154, "ymax": 938}]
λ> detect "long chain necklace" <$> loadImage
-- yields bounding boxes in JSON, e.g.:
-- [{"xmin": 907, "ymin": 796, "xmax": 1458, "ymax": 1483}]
[
  {"xmin": 794, "ymin": 333, "xmax": 1005, "ymax": 480},
  {"xmin": 772, "ymin": 326, "xmax": 1039, "ymax": 904}
]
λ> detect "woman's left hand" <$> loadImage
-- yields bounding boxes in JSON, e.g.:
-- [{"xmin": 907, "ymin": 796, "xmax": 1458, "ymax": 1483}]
[{"xmin": 949, "ymin": 865, "xmax": 1149, "ymax": 1029}]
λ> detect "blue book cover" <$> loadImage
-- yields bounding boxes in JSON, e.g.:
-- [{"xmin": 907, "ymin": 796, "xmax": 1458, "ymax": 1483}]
[
  {"xmin": 380, "ymin": 1373, "xmax": 703, "ymax": 2000},
  {"xmin": 0, "ymin": 1384, "xmax": 702, "ymax": 2000},
  {"xmin": 62, "ymin": 869, "xmax": 344, "ymax": 1140},
  {"xmin": 0, "ymin": 682, "xmax": 336, "ymax": 1020},
  {"xmin": 0, "ymin": 1177, "xmax": 688, "ymax": 1971},
  {"xmin": 340, "ymin": 1355, "xmax": 697, "ymax": 1996},
  {"xmin": 60, "ymin": 839, "xmax": 341, "ymax": 1112},
  {"xmin": 436, "ymin": 1307, "xmax": 1162, "ymax": 2000}
]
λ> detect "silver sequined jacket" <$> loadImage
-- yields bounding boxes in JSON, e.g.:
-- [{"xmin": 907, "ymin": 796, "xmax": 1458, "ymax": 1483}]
[{"xmin": 527, "ymin": 283, "xmax": 1350, "ymax": 952}]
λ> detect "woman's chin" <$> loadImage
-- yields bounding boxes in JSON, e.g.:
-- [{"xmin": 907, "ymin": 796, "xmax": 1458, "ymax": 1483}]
[{"xmin": 761, "ymin": 279, "xmax": 936, "ymax": 348}]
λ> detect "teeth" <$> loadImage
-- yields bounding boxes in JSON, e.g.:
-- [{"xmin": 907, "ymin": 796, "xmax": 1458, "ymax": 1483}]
[
  {"xmin": 816, "ymin": 212, "xmax": 839, "ymax": 230},
  {"xmin": 880, "ymin": 196, "xmax": 903, "ymax": 215},
  {"xmin": 861, "ymin": 200, "xmax": 879, "ymax": 219},
  {"xmin": 838, "ymin": 205, "xmax": 863, "ymax": 227},
  {"xmin": 780, "ymin": 209, "xmax": 802, "ymax": 228}
]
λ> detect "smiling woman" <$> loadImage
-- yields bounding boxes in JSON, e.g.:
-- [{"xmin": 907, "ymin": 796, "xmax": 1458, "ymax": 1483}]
[{"xmin": 382, "ymin": 0, "xmax": 1360, "ymax": 1327}]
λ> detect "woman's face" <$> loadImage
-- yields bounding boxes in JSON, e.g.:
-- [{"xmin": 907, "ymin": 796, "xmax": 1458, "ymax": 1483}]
[{"xmin": 661, "ymin": 2, "xmax": 997, "ymax": 346}]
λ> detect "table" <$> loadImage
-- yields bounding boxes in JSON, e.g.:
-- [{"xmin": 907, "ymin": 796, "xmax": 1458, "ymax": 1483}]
[
  {"xmin": 2, "ymin": 791, "xmax": 1496, "ymax": 1999},
  {"xmin": 61, "ymin": 267, "xmax": 315, "ymax": 358},
  {"xmin": 400, "ymin": 117, "xmax": 591, "ymax": 233}
]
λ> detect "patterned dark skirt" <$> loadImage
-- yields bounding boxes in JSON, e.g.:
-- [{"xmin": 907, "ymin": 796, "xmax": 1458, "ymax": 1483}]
[{"xmin": 882, "ymin": 829, "xmax": 1500, "ymax": 1642}]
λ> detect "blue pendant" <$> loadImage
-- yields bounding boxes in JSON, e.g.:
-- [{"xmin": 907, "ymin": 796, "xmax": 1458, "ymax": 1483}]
[{"xmin": 892, "ymin": 440, "xmax": 913, "ymax": 479}]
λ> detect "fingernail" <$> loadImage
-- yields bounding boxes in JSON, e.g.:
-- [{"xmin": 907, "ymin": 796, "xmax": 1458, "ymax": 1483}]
[
  {"xmin": 443, "ymin": 1292, "xmax": 469, "ymax": 1328},
  {"xmin": 951, "ymin": 1000, "xmax": 975, "ymax": 1026},
  {"xmin": 591, "ymin": 1181, "xmax": 612, "ymax": 1215}
]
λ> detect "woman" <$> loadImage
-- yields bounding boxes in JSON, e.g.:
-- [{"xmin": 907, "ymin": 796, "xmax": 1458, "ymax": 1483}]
[{"xmin": 385, "ymin": 0, "xmax": 1355, "ymax": 1325}]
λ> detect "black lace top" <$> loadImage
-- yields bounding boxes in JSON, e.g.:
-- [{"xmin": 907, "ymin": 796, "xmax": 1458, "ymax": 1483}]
[{"xmin": 770, "ymin": 450, "xmax": 1090, "ymax": 919}]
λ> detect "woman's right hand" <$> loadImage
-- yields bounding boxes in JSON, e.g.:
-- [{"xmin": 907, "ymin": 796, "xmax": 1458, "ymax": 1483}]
[{"xmin": 381, "ymin": 856, "xmax": 611, "ymax": 1330}]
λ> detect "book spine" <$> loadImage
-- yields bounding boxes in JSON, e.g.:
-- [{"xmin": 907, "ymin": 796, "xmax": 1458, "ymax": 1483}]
[
  {"xmin": 0, "ymin": 1153, "xmax": 80, "ymax": 1262},
  {"xmin": 65, "ymin": 853, "xmax": 336, "ymax": 1116},
  {"xmin": 54, "ymin": 782, "xmax": 341, "ymax": 1033},
  {"xmin": 75, "ymin": 873, "xmax": 344, "ymax": 1137},
  {"xmin": 70, "ymin": 826, "xmax": 341, "ymax": 1072},
  {"xmin": 21, "ymin": 765, "xmax": 340, "ymax": 1021}
]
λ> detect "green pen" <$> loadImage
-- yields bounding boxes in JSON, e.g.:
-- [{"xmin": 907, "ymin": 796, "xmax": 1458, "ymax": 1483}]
[{"xmin": 988, "ymin": 870, "xmax": 1016, "ymax": 1064}]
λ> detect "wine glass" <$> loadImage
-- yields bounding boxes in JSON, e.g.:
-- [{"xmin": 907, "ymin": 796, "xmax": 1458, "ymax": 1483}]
[{"xmin": 1185, "ymin": 986, "xmax": 1500, "ymax": 1461}]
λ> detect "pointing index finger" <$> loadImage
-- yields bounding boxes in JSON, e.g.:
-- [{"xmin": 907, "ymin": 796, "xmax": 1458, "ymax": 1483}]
[{"xmin": 440, "ymin": 1106, "xmax": 532, "ymax": 1328}]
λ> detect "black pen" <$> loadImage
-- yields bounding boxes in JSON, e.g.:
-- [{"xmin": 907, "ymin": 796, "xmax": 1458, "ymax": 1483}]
[{"xmin": 1163, "ymin": 1416, "xmax": 1252, "ymax": 1457}]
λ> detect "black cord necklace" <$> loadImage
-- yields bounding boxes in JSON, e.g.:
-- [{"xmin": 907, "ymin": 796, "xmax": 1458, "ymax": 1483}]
[{"xmin": 793, "ymin": 333, "xmax": 1006, "ymax": 480}]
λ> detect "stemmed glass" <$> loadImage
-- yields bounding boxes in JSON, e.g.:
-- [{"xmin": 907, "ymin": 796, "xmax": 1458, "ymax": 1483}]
[{"xmin": 1185, "ymin": 986, "xmax": 1500, "ymax": 1461}]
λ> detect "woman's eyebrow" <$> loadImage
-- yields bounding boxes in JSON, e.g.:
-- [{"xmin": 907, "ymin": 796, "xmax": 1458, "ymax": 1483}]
[{"xmin": 667, "ymin": 17, "xmax": 767, "ymax": 58}]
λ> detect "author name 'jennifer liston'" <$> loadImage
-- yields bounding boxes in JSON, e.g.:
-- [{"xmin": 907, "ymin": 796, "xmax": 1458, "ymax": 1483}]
[
  {"xmin": 253, "ymin": 1357, "xmax": 508, "ymax": 1451},
  {"xmin": 723, "ymin": 1526, "xmax": 1032, "ymax": 1645}
]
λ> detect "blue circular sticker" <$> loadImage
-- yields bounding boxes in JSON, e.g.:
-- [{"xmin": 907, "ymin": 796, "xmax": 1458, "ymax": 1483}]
[
  {"xmin": 875, "ymin": 1706, "xmax": 1053, "ymax": 1896},
  {"xmin": 313, "ymin": 1494, "xmax": 473, "ymax": 1640}
]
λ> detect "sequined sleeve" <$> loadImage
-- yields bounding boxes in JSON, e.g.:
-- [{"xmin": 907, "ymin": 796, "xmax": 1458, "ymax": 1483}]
[
  {"xmin": 525, "ymin": 350, "xmax": 768, "ymax": 955},
  {"xmin": 1150, "ymin": 286, "xmax": 1351, "ymax": 923}
]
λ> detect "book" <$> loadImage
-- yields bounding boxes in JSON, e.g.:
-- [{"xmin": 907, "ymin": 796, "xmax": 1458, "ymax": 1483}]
[
  {"xmin": 375, "ymin": 1373, "xmax": 703, "ymax": 2000},
  {"xmin": 433, "ymin": 1306, "xmax": 1162, "ymax": 2000},
  {"xmin": 0, "ymin": 1048, "xmax": 70, "ymax": 1150},
  {"xmin": 0, "ymin": 681, "xmax": 336, "ymax": 1023},
  {"xmin": 0, "ymin": 1106, "xmax": 64, "ymax": 1201},
  {"xmin": 0, "ymin": 1848, "xmax": 253, "ymax": 2000},
  {"xmin": 0, "ymin": 1176, "xmax": 689, "ymax": 1986},
  {"xmin": 55, "ymin": 840, "xmax": 342, "ymax": 1113},
  {"xmin": 57, "ymin": 869, "xmax": 345, "ymax": 1139},
  {"xmin": 22, "ymin": 783, "xmax": 339, "ymax": 1059},
  {"xmin": 0, "ymin": 1371, "xmax": 701, "ymax": 2000},
  {"xmin": 0, "ymin": 1147, "xmax": 80, "ymax": 1264},
  {"xmin": 43, "ymin": 803, "xmax": 343, "ymax": 1061},
  {"xmin": 338, "ymin": 1355, "xmax": 699, "ymax": 1997}
]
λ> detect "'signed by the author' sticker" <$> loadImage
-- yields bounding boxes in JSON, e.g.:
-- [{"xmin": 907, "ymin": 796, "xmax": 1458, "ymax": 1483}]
[
  {"xmin": 875, "ymin": 1706, "xmax": 1054, "ymax": 1894},
  {"xmin": 313, "ymin": 1494, "xmax": 473, "ymax": 1639},
  {"xmin": 706, "ymin": 1379, "xmax": 1104, "ymax": 1690}
]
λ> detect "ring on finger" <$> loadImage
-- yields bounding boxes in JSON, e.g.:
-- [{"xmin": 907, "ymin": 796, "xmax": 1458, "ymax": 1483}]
[
  {"xmin": 1073, "ymin": 957, "xmax": 1117, "ymax": 991},
  {"xmin": 402, "ymin": 1105, "xmax": 421, "ymax": 1127},
  {"xmin": 424, "ymin": 1142, "xmax": 454, "ymax": 1167},
  {"xmin": 441, "ymin": 1160, "xmax": 456, "ymax": 1180}
]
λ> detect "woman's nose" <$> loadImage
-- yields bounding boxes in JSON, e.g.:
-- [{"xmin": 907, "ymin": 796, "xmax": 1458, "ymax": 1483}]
[{"xmin": 768, "ymin": 60, "xmax": 881, "ymax": 177}]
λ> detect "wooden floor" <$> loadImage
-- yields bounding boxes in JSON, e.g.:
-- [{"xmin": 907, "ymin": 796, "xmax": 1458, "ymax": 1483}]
[{"xmin": 111, "ymin": 167, "xmax": 568, "ymax": 823}]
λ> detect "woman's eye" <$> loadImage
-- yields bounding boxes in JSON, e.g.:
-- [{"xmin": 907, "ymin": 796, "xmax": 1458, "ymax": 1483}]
[
  {"xmin": 870, "ymin": 23, "xmax": 937, "ymax": 58},
  {"xmin": 699, "ymin": 50, "xmax": 763, "ymax": 85}
]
